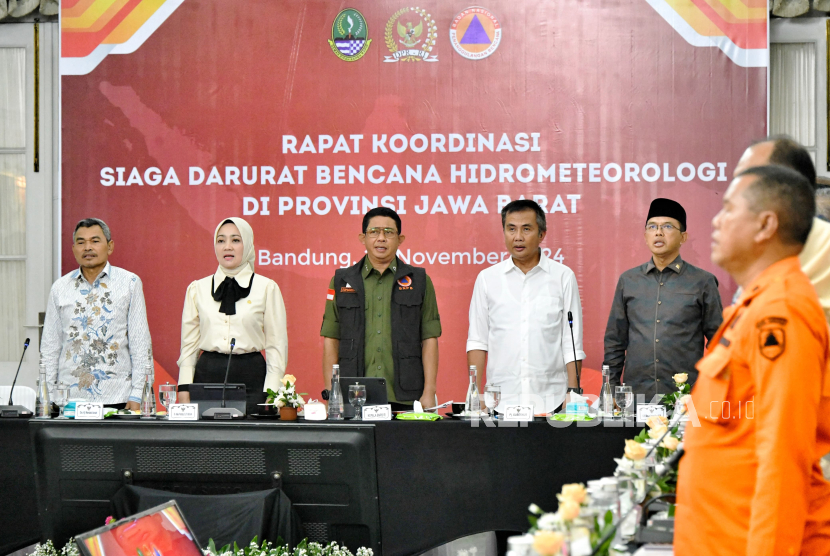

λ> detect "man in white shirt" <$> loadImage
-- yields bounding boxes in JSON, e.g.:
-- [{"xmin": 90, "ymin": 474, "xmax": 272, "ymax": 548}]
[
  {"xmin": 41, "ymin": 218, "xmax": 152, "ymax": 409},
  {"xmin": 466, "ymin": 200, "xmax": 585, "ymax": 413}
]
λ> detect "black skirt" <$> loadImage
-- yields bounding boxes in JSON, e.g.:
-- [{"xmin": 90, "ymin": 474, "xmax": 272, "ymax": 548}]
[{"xmin": 193, "ymin": 351, "xmax": 267, "ymax": 415}]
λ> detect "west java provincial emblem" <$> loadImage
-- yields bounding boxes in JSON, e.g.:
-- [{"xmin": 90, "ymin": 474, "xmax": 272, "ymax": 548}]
[
  {"xmin": 384, "ymin": 7, "xmax": 438, "ymax": 62},
  {"xmin": 450, "ymin": 7, "xmax": 501, "ymax": 60},
  {"xmin": 329, "ymin": 9, "xmax": 372, "ymax": 61}
]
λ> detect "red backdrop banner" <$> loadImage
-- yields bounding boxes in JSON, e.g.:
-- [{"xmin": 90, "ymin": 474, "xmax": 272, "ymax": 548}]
[{"xmin": 61, "ymin": 0, "xmax": 767, "ymax": 400}]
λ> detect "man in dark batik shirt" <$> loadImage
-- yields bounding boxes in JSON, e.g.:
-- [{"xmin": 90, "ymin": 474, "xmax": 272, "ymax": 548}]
[{"xmin": 603, "ymin": 198, "xmax": 723, "ymax": 401}]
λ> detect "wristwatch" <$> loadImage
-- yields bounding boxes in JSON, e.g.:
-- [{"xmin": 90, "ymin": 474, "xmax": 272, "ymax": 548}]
[
  {"xmin": 567, "ymin": 387, "xmax": 583, "ymax": 394},
  {"xmin": 321, "ymin": 389, "xmax": 330, "ymax": 400}
]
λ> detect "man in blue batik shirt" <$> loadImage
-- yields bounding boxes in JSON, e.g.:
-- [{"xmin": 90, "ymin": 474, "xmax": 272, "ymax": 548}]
[{"xmin": 41, "ymin": 218, "xmax": 152, "ymax": 410}]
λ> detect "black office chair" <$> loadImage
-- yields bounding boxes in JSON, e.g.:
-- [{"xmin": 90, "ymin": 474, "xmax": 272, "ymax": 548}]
[{"xmin": 111, "ymin": 485, "xmax": 303, "ymax": 549}]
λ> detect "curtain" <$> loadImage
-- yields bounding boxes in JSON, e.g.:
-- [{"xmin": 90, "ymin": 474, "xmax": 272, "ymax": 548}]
[
  {"xmin": 0, "ymin": 47, "xmax": 26, "ymax": 362},
  {"xmin": 770, "ymin": 42, "xmax": 816, "ymax": 158},
  {"xmin": 0, "ymin": 48, "xmax": 25, "ymax": 149}
]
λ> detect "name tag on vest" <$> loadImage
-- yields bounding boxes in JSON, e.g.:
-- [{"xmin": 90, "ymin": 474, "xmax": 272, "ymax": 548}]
[
  {"xmin": 75, "ymin": 402, "xmax": 104, "ymax": 420},
  {"xmin": 503, "ymin": 405, "xmax": 534, "ymax": 421},
  {"xmin": 168, "ymin": 404, "xmax": 200, "ymax": 420}
]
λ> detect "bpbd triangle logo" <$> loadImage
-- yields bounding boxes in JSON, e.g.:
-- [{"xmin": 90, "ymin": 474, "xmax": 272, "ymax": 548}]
[{"xmin": 450, "ymin": 7, "xmax": 501, "ymax": 60}]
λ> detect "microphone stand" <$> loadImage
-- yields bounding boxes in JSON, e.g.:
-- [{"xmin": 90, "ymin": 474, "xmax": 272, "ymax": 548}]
[
  {"xmin": 567, "ymin": 311, "xmax": 582, "ymax": 394},
  {"xmin": 589, "ymin": 407, "xmax": 688, "ymax": 555},
  {"xmin": 221, "ymin": 338, "xmax": 235, "ymax": 410},
  {"xmin": 1, "ymin": 338, "xmax": 33, "ymax": 418},
  {"xmin": 201, "ymin": 338, "xmax": 245, "ymax": 420}
]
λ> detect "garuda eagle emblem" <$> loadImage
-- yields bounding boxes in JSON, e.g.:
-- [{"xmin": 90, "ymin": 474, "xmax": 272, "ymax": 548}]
[{"xmin": 397, "ymin": 20, "xmax": 423, "ymax": 48}]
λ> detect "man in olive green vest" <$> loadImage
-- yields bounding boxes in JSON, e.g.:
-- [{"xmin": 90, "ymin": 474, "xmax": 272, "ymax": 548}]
[{"xmin": 320, "ymin": 207, "xmax": 441, "ymax": 410}]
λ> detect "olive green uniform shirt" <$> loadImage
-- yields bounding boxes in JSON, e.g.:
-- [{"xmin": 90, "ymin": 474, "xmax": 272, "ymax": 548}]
[{"xmin": 321, "ymin": 257, "xmax": 442, "ymax": 403}]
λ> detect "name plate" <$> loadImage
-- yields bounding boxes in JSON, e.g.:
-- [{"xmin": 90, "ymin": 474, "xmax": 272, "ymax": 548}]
[
  {"xmin": 362, "ymin": 405, "xmax": 392, "ymax": 421},
  {"xmin": 168, "ymin": 404, "xmax": 199, "ymax": 420},
  {"xmin": 75, "ymin": 402, "xmax": 104, "ymax": 420},
  {"xmin": 503, "ymin": 405, "xmax": 534, "ymax": 422},
  {"xmin": 636, "ymin": 403, "xmax": 667, "ymax": 423}
]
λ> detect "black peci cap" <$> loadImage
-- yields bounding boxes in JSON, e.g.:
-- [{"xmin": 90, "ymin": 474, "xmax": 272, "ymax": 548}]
[{"xmin": 647, "ymin": 198, "xmax": 686, "ymax": 230}]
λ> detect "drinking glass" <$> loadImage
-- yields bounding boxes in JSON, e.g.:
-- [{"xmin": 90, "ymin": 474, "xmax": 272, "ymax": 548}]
[
  {"xmin": 54, "ymin": 383, "xmax": 70, "ymax": 418},
  {"xmin": 615, "ymin": 385, "xmax": 633, "ymax": 419},
  {"xmin": 158, "ymin": 383, "xmax": 177, "ymax": 414},
  {"xmin": 484, "ymin": 384, "xmax": 501, "ymax": 418},
  {"xmin": 348, "ymin": 384, "xmax": 367, "ymax": 420}
]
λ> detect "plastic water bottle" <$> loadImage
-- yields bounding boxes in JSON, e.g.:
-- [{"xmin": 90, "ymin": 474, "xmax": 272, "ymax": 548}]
[
  {"xmin": 328, "ymin": 364, "xmax": 344, "ymax": 420},
  {"xmin": 35, "ymin": 362, "xmax": 51, "ymax": 418},
  {"xmin": 464, "ymin": 365, "xmax": 481, "ymax": 413},
  {"xmin": 600, "ymin": 365, "xmax": 614, "ymax": 416}
]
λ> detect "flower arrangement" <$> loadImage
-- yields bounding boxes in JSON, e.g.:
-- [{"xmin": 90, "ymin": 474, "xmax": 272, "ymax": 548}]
[
  {"xmin": 614, "ymin": 412, "xmax": 683, "ymax": 496},
  {"xmin": 527, "ymin": 483, "xmax": 614, "ymax": 556},
  {"xmin": 204, "ymin": 538, "xmax": 373, "ymax": 556},
  {"xmin": 660, "ymin": 373, "xmax": 691, "ymax": 414},
  {"xmin": 29, "ymin": 539, "xmax": 79, "ymax": 556},
  {"xmin": 266, "ymin": 374, "xmax": 307, "ymax": 409}
]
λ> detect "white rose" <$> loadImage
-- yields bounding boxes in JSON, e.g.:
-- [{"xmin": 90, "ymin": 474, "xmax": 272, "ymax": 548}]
[
  {"xmin": 673, "ymin": 373, "xmax": 688, "ymax": 384},
  {"xmin": 528, "ymin": 503, "xmax": 543, "ymax": 515},
  {"xmin": 536, "ymin": 513, "xmax": 559, "ymax": 531},
  {"xmin": 275, "ymin": 399, "xmax": 285, "ymax": 408}
]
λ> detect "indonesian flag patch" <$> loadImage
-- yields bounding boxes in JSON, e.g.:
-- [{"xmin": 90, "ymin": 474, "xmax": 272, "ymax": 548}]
[{"xmin": 326, "ymin": 288, "xmax": 335, "ymax": 300}]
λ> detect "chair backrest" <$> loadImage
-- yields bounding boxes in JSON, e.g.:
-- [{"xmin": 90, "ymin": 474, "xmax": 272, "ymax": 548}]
[{"xmin": 0, "ymin": 385, "xmax": 37, "ymax": 411}]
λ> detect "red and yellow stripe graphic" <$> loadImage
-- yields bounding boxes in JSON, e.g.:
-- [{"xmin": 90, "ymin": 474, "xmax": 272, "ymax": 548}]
[
  {"xmin": 646, "ymin": 0, "xmax": 767, "ymax": 67},
  {"xmin": 61, "ymin": 0, "xmax": 184, "ymax": 75}
]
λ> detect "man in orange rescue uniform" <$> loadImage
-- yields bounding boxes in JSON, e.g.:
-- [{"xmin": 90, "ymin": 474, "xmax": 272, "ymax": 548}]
[{"xmin": 675, "ymin": 165, "xmax": 830, "ymax": 555}]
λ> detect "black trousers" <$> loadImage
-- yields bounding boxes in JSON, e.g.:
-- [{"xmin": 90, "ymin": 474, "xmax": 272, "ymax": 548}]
[{"xmin": 193, "ymin": 351, "xmax": 267, "ymax": 415}]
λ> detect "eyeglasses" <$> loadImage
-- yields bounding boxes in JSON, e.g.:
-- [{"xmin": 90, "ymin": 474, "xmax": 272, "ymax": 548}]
[
  {"xmin": 645, "ymin": 223, "xmax": 680, "ymax": 232},
  {"xmin": 365, "ymin": 227, "xmax": 399, "ymax": 238}
]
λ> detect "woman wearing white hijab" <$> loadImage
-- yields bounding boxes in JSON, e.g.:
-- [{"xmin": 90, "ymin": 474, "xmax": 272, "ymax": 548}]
[{"xmin": 176, "ymin": 217, "xmax": 287, "ymax": 415}]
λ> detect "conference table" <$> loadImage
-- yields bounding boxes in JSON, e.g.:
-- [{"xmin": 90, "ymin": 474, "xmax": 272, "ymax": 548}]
[{"xmin": 1, "ymin": 416, "xmax": 639, "ymax": 556}]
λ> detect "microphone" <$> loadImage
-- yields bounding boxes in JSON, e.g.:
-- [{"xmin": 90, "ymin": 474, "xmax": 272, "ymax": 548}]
[
  {"xmin": 201, "ymin": 338, "xmax": 245, "ymax": 420},
  {"xmin": 8, "ymin": 338, "xmax": 29, "ymax": 405},
  {"xmin": 1, "ymin": 338, "xmax": 33, "ymax": 418},
  {"xmin": 567, "ymin": 311, "xmax": 582, "ymax": 394},
  {"xmin": 656, "ymin": 445, "xmax": 685, "ymax": 475},
  {"xmin": 222, "ymin": 338, "xmax": 235, "ymax": 409}
]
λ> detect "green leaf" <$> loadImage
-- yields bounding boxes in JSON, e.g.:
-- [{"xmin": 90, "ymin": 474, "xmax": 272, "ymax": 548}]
[
  {"xmin": 528, "ymin": 515, "xmax": 538, "ymax": 529},
  {"xmin": 668, "ymin": 503, "xmax": 676, "ymax": 517},
  {"xmin": 604, "ymin": 509, "xmax": 613, "ymax": 526}
]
